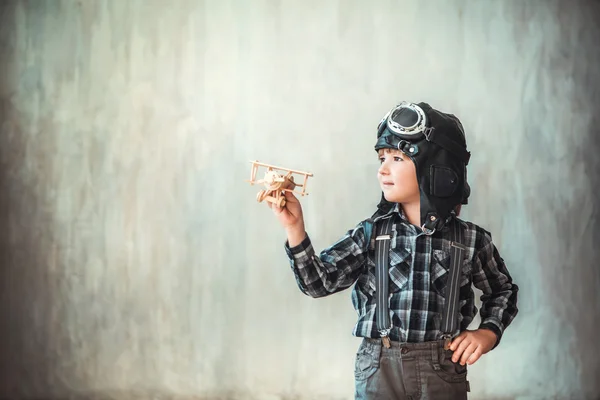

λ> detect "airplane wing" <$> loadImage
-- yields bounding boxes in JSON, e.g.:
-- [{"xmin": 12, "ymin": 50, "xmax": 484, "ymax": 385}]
[{"xmin": 249, "ymin": 160, "xmax": 313, "ymax": 177}]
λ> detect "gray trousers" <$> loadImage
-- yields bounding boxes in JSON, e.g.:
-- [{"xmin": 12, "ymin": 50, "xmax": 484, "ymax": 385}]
[{"xmin": 354, "ymin": 338, "xmax": 470, "ymax": 400}]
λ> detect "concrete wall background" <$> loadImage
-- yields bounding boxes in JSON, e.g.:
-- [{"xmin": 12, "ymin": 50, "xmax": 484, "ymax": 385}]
[{"xmin": 0, "ymin": 1, "xmax": 599, "ymax": 399}]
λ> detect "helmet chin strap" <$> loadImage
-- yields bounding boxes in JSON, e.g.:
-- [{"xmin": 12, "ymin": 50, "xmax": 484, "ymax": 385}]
[{"xmin": 376, "ymin": 195, "xmax": 440, "ymax": 235}]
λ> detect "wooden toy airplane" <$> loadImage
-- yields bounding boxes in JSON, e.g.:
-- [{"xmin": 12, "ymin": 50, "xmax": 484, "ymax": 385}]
[{"xmin": 246, "ymin": 160, "xmax": 314, "ymax": 208}]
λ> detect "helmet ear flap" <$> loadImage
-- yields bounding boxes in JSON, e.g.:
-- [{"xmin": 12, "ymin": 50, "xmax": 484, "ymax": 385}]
[
  {"xmin": 461, "ymin": 181, "xmax": 471, "ymax": 205},
  {"xmin": 430, "ymin": 165, "xmax": 459, "ymax": 198}
]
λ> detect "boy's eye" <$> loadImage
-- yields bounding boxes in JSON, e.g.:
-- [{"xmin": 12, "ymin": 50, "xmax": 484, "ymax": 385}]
[{"xmin": 378, "ymin": 155, "xmax": 403, "ymax": 163}]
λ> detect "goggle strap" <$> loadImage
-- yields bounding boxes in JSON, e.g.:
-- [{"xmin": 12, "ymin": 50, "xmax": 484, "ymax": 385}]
[{"xmin": 425, "ymin": 127, "xmax": 471, "ymax": 165}]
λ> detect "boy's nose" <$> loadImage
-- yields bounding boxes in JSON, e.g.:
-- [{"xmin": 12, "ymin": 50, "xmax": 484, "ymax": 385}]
[{"xmin": 378, "ymin": 164, "xmax": 389, "ymax": 175}]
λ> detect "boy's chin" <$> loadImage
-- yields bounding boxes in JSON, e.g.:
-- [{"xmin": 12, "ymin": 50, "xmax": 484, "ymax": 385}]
[
  {"xmin": 383, "ymin": 194, "xmax": 401, "ymax": 203},
  {"xmin": 383, "ymin": 193, "xmax": 417, "ymax": 204}
]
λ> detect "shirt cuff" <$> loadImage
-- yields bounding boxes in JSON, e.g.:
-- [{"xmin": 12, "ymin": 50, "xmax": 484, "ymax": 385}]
[
  {"xmin": 479, "ymin": 319, "xmax": 504, "ymax": 350},
  {"xmin": 284, "ymin": 234, "xmax": 313, "ymax": 259}
]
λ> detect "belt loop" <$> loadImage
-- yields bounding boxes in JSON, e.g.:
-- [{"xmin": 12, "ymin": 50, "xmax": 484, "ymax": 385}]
[
  {"xmin": 439, "ymin": 340, "xmax": 446, "ymax": 364},
  {"xmin": 431, "ymin": 341, "xmax": 441, "ymax": 371},
  {"xmin": 374, "ymin": 339, "xmax": 382, "ymax": 368}
]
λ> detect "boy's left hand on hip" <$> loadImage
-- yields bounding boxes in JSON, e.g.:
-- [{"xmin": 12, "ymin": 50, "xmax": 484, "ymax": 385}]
[{"xmin": 448, "ymin": 329, "xmax": 498, "ymax": 366}]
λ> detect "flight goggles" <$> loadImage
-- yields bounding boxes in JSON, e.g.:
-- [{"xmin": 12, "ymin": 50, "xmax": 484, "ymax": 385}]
[
  {"xmin": 376, "ymin": 101, "xmax": 471, "ymax": 165},
  {"xmin": 377, "ymin": 101, "xmax": 432, "ymax": 140}
]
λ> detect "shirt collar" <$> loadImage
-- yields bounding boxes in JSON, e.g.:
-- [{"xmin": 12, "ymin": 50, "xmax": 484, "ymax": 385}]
[
  {"xmin": 376, "ymin": 203, "xmax": 458, "ymax": 235},
  {"xmin": 374, "ymin": 202, "xmax": 408, "ymax": 222}
]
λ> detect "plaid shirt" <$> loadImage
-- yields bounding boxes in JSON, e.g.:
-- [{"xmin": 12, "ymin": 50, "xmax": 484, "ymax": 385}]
[{"xmin": 285, "ymin": 204, "xmax": 519, "ymax": 347}]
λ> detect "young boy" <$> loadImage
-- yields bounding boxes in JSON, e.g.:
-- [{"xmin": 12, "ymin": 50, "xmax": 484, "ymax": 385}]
[{"xmin": 268, "ymin": 101, "xmax": 519, "ymax": 399}]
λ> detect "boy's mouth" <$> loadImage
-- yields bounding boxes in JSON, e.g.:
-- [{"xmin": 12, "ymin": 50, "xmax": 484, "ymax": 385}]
[{"xmin": 382, "ymin": 182, "xmax": 394, "ymax": 186}]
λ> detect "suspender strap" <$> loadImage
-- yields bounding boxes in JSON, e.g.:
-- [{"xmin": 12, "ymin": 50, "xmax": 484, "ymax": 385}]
[
  {"xmin": 440, "ymin": 219, "xmax": 467, "ymax": 337},
  {"xmin": 373, "ymin": 215, "xmax": 465, "ymax": 347},
  {"xmin": 374, "ymin": 216, "xmax": 394, "ymax": 336}
]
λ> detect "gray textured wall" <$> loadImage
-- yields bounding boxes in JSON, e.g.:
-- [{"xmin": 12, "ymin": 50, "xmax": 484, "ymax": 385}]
[{"xmin": 1, "ymin": 1, "xmax": 599, "ymax": 399}]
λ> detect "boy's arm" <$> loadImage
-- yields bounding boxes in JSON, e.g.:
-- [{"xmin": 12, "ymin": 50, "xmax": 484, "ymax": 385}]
[
  {"xmin": 284, "ymin": 222, "xmax": 369, "ymax": 298},
  {"xmin": 472, "ymin": 230, "xmax": 519, "ymax": 349}
]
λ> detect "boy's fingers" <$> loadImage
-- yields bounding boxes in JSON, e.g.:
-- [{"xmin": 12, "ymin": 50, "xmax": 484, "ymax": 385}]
[
  {"xmin": 269, "ymin": 201, "xmax": 281, "ymax": 213},
  {"xmin": 451, "ymin": 347, "xmax": 463, "ymax": 363},
  {"xmin": 452, "ymin": 337, "xmax": 471, "ymax": 363},
  {"xmin": 267, "ymin": 201, "xmax": 279, "ymax": 213},
  {"xmin": 460, "ymin": 342, "xmax": 478, "ymax": 366},
  {"xmin": 449, "ymin": 334, "xmax": 466, "ymax": 351},
  {"xmin": 466, "ymin": 346, "xmax": 483, "ymax": 365},
  {"xmin": 284, "ymin": 190, "xmax": 299, "ymax": 202}
]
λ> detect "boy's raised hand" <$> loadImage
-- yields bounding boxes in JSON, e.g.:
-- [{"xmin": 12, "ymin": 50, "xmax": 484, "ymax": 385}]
[
  {"xmin": 267, "ymin": 191, "xmax": 306, "ymax": 246},
  {"xmin": 448, "ymin": 328, "xmax": 498, "ymax": 366}
]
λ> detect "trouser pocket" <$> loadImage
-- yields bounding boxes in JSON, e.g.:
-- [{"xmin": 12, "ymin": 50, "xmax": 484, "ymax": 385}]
[
  {"xmin": 430, "ymin": 348, "xmax": 468, "ymax": 383},
  {"xmin": 354, "ymin": 341, "xmax": 381, "ymax": 381}
]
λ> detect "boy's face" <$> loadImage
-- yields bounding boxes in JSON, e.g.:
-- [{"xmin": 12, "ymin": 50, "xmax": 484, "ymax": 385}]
[{"xmin": 377, "ymin": 148, "xmax": 420, "ymax": 204}]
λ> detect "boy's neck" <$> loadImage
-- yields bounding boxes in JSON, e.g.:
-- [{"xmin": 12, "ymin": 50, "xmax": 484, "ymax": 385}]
[{"xmin": 400, "ymin": 202, "xmax": 421, "ymax": 228}]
